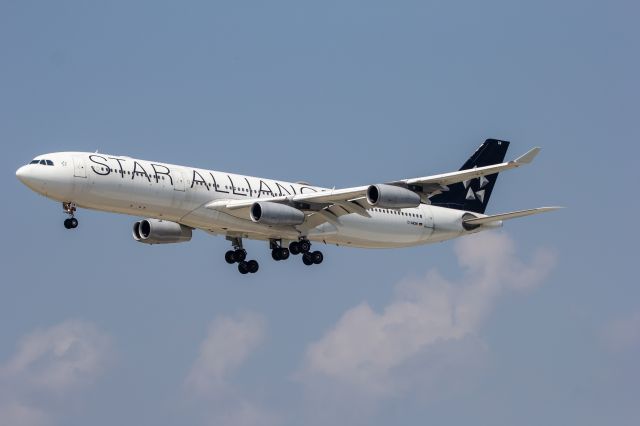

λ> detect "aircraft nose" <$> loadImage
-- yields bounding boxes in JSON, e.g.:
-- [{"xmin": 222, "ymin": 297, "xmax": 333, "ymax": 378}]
[
  {"xmin": 16, "ymin": 165, "xmax": 37, "ymax": 187},
  {"xmin": 16, "ymin": 165, "xmax": 29, "ymax": 181}
]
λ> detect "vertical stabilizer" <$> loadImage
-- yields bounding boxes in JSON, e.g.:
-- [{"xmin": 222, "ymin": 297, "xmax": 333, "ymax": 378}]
[{"xmin": 429, "ymin": 139, "xmax": 509, "ymax": 214}]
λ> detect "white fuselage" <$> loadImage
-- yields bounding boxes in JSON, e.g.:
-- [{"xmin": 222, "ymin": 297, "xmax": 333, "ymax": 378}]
[{"xmin": 16, "ymin": 152, "xmax": 495, "ymax": 248}]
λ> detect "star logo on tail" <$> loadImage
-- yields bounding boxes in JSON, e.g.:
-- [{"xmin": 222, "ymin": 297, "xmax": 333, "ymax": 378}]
[{"xmin": 463, "ymin": 167, "xmax": 490, "ymax": 203}]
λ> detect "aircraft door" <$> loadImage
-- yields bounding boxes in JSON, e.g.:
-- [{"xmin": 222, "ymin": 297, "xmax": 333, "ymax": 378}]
[
  {"xmin": 73, "ymin": 156, "xmax": 87, "ymax": 178},
  {"xmin": 173, "ymin": 170, "xmax": 185, "ymax": 191}
]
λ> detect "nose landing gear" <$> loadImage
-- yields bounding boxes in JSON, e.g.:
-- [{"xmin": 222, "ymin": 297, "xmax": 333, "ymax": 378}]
[{"xmin": 62, "ymin": 202, "xmax": 78, "ymax": 229}]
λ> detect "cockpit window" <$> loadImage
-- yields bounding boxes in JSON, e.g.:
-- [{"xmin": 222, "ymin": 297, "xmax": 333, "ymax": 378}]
[{"xmin": 30, "ymin": 159, "xmax": 54, "ymax": 166}]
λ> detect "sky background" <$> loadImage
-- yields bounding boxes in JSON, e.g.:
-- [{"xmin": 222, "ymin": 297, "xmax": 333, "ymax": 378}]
[{"xmin": 1, "ymin": 1, "xmax": 639, "ymax": 425}]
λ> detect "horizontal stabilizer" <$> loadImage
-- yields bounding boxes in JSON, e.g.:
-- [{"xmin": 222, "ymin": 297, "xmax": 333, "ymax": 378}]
[{"xmin": 463, "ymin": 206, "xmax": 561, "ymax": 226}]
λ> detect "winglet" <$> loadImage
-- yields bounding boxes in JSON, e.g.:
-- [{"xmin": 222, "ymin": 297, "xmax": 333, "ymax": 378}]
[{"xmin": 514, "ymin": 147, "xmax": 541, "ymax": 164}]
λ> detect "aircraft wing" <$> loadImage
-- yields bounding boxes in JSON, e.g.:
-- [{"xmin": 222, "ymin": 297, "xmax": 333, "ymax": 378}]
[
  {"xmin": 205, "ymin": 146, "xmax": 541, "ymax": 221},
  {"xmin": 389, "ymin": 147, "xmax": 540, "ymax": 197}
]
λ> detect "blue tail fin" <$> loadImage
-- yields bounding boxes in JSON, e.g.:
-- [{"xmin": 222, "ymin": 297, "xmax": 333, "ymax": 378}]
[{"xmin": 429, "ymin": 139, "xmax": 510, "ymax": 214}]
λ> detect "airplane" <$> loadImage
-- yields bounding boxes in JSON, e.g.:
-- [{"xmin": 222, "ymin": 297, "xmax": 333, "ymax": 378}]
[{"xmin": 15, "ymin": 139, "xmax": 558, "ymax": 274}]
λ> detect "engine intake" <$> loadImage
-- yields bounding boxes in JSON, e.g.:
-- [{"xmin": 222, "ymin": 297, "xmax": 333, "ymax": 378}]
[
  {"xmin": 250, "ymin": 202, "xmax": 305, "ymax": 226},
  {"xmin": 132, "ymin": 219, "xmax": 192, "ymax": 244},
  {"xmin": 366, "ymin": 184, "xmax": 421, "ymax": 208}
]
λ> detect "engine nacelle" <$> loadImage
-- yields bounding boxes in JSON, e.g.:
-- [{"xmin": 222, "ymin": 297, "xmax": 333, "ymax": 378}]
[
  {"xmin": 366, "ymin": 184, "xmax": 421, "ymax": 208},
  {"xmin": 132, "ymin": 219, "xmax": 192, "ymax": 244},
  {"xmin": 250, "ymin": 202, "xmax": 305, "ymax": 226}
]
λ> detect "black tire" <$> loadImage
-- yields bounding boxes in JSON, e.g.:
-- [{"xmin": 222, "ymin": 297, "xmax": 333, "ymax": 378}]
[
  {"xmin": 272, "ymin": 249, "xmax": 281, "ymax": 261},
  {"xmin": 238, "ymin": 261, "xmax": 249, "ymax": 274},
  {"xmin": 234, "ymin": 249, "xmax": 247, "ymax": 262},
  {"xmin": 225, "ymin": 250, "xmax": 236, "ymax": 264},
  {"xmin": 299, "ymin": 240, "xmax": 311, "ymax": 253},
  {"xmin": 247, "ymin": 260, "xmax": 259, "ymax": 273},
  {"xmin": 279, "ymin": 248, "xmax": 290, "ymax": 260},
  {"xmin": 63, "ymin": 219, "xmax": 71, "ymax": 229},
  {"xmin": 289, "ymin": 241, "xmax": 300, "ymax": 255},
  {"xmin": 312, "ymin": 251, "xmax": 323, "ymax": 264},
  {"xmin": 302, "ymin": 252, "xmax": 314, "ymax": 266},
  {"xmin": 69, "ymin": 218, "xmax": 78, "ymax": 228}
]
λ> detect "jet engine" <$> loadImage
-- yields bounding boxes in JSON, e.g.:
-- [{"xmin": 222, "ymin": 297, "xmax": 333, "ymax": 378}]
[
  {"xmin": 132, "ymin": 219, "xmax": 192, "ymax": 244},
  {"xmin": 250, "ymin": 202, "xmax": 305, "ymax": 225},
  {"xmin": 366, "ymin": 184, "xmax": 421, "ymax": 208}
]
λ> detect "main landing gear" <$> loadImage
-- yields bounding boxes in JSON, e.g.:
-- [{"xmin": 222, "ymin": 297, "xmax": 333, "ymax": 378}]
[
  {"xmin": 288, "ymin": 239, "xmax": 323, "ymax": 266},
  {"xmin": 225, "ymin": 237, "xmax": 259, "ymax": 275},
  {"xmin": 270, "ymin": 239, "xmax": 290, "ymax": 261},
  {"xmin": 224, "ymin": 237, "xmax": 324, "ymax": 275},
  {"xmin": 62, "ymin": 202, "xmax": 78, "ymax": 229}
]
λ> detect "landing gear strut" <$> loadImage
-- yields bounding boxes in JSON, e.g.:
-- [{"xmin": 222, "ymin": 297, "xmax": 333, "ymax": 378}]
[
  {"xmin": 289, "ymin": 239, "xmax": 323, "ymax": 266},
  {"xmin": 225, "ymin": 237, "xmax": 259, "ymax": 274},
  {"xmin": 270, "ymin": 239, "xmax": 290, "ymax": 261},
  {"xmin": 62, "ymin": 202, "xmax": 78, "ymax": 229}
]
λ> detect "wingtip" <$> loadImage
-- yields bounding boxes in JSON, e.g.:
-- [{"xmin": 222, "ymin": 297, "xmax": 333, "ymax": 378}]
[
  {"xmin": 534, "ymin": 206, "xmax": 564, "ymax": 213},
  {"xmin": 515, "ymin": 147, "xmax": 541, "ymax": 164}
]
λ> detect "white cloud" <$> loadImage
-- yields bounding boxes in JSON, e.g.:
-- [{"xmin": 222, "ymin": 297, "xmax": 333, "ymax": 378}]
[
  {"xmin": 185, "ymin": 312, "xmax": 266, "ymax": 396},
  {"xmin": 1, "ymin": 320, "xmax": 112, "ymax": 392},
  {"xmin": 185, "ymin": 312, "xmax": 279, "ymax": 426},
  {"xmin": 300, "ymin": 232, "xmax": 556, "ymax": 402},
  {"xmin": 0, "ymin": 320, "xmax": 112, "ymax": 426}
]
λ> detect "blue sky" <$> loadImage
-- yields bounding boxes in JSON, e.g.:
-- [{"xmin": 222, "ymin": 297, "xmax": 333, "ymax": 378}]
[{"xmin": 1, "ymin": 1, "xmax": 638, "ymax": 425}]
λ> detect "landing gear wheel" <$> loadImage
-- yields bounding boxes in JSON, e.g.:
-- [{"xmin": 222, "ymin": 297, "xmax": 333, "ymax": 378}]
[
  {"xmin": 272, "ymin": 249, "xmax": 281, "ymax": 261},
  {"xmin": 63, "ymin": 218, "xmax": 78, "ymax": 229},
  {"xmin": 279, "ymin": 248, "xmax": 289, "ymax": 260},
  {"xmin": 247, "ymin": 260, "xmax": 259, "ymax": 274},
  {"xmin": 302, "ymin": 252, "xmax": 314, "ymax": 266},
  {"xmin": 312, "ymin": 250, "xmax": 323, "ymax": 264},
  {"xmin": 271, "ymin": 247, "xmax": 290, "ymax": 261},
  {"xmin": 225, "ymin": 250, "xmax": 236, "ymax": 264},
  {"xmin": 233, "ymin": 249, "xmax": 247, "ymax": 263},
  {"xmin": 299, "ymin": 240, "xmax": 311, "ymax": 253},
  {"xmin": 238, "ymin": 261, "xmax": 249, "ymax": 274},
  {"xmin": 289, "ymin": 241, "xmax": 301, "ymax": 255}
]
